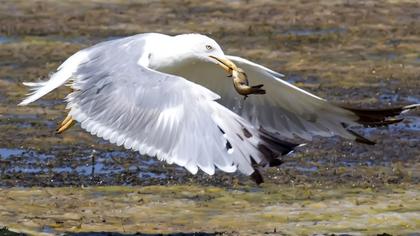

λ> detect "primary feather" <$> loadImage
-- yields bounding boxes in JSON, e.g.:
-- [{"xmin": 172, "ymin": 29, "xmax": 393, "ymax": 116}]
[
  {"xmin": 19, "ymin": 33, "xmax": 418, "ymax": 181},
  {"xmin": 19, "ymin": 33, "xmax": 300, "ymax": 181}
]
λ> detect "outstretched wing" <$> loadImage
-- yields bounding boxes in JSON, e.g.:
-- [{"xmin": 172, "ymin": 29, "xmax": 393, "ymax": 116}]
[
  {"xmin": 181, "ymin": 54, "xmax": 417, "ymax": 142},
  {"xmin": 61, "ymin": 36, "xmax": 300, "ymax": 177},
  {"xmin": 225, "ymin": 55, "xmax": 359, "ymax": 140},
  {"xmin": 227, "ymin": 56, "xmax": 419, "ymax": 141}
]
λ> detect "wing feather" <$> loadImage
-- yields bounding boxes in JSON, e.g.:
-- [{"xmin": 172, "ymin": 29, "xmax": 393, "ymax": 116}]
[
  {"xmin": 18, "ymin": 34, "xmax": 304, "ymax": 178},
  {"xmin": 176, "ymin": 55, "xmax": 358, "ymax": 140},
  {"xmin": 228, "ymin": 55, "xmax": 359, "ymax": 140},
  {"xmin": 56, "ymin": 35, "xmax": 300, "ymax": 176},
  {"xmin": 226, "ymin": 56, "xmax": 420, "ymax": 141}
]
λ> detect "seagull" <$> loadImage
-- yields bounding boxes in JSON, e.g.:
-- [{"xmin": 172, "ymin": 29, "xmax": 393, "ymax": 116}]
[{"xmin": 18, "ymin": 33, "xmax": 418, "ymax": 183}]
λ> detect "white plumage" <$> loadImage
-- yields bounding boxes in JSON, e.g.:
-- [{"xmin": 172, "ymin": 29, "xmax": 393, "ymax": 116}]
[{"xmin": 18, "ymin": 33, "xmax": 418, "ymax": 180}]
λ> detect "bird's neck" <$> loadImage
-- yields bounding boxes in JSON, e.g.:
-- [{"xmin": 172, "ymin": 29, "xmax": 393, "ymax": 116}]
[{"xmin": 147, "ymin": 36, "xmax": 198, "ymax": 76}]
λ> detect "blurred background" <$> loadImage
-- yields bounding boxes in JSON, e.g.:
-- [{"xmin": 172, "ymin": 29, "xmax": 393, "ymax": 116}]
[{"xmin": 0, "ymin": 0, "xmax": 419, "ymax": 235}]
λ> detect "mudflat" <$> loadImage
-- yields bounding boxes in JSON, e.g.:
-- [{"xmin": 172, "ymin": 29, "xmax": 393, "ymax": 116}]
[{"xmin": 0, "ymin": 0, "xmax": 419, "ymax": 235}]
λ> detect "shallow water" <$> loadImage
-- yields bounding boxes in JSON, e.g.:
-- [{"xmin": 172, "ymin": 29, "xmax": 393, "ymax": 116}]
[
  {"xmin": 0, "ymin": 0, "xmax": 419, "ymax": 235},
  {"xmin": 0, "ymin": 36, "xmax": 18, "ymax": 44},
  {"xmin": 0, "ymin": 147, "xmax": 171, "ymax": 187}
]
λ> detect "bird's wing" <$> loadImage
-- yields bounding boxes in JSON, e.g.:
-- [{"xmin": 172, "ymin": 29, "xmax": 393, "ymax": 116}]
[
  {"xmin": 227, "ymin": 55, "xmax": 419, "ymax": 141},
  {"xmin": 62, "ymin": 36, "xmax": 300, "ymax": 177},
  {"xmin": 225, "ymin": 55, "xmax": 359, "ymax": 140},
  {"xmin": 182, "ymin": 55, "xmax": 417, "ymax": 142}
]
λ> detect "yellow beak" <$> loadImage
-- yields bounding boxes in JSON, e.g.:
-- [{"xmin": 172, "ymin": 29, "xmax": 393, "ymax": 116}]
[{"xmin": 209, "ymin": 56, "xmax": 238, "ymax": 74}]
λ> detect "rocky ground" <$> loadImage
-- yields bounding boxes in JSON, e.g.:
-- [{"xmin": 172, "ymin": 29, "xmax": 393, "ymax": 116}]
[{"xmin": 0, "ymin": 0, "xmax": 419, "ymax": 235}]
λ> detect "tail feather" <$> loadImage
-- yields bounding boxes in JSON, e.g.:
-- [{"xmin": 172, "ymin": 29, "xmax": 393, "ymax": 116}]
[
  {"xmin": 21, "ymin": 81, "xmax": 49, "ymax": 95},
  {"xmin": 18, "ymin": 51, "xmax": 88, "ymax": 106},
  {"xmin": 22, "ymin": 81, "xmax": 48, "ymax": 88},
  {"xmin": 19, "ymin": 78, "xmax": 66, "ymax": 106}
]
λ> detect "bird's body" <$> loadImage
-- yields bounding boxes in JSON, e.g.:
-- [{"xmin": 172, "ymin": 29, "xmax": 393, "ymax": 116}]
[{"xmin": 19, "ymin": 33, "xmax": 418, "ymax": 183}]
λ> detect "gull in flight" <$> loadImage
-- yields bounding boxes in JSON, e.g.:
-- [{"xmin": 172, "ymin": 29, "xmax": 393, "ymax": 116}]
[{"xmin": 19, "ymin": 33, "xmax": 418, "ymax": 183}]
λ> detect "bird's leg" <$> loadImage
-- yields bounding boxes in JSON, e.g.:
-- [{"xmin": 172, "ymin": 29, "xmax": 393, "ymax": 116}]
[
  {"xmin": 56, "ymin": 114, "xmax": 75, "ymax": 134},
  {"xmin": 60, "ymin": 114, "xmax": 72, "ymax": 126}
]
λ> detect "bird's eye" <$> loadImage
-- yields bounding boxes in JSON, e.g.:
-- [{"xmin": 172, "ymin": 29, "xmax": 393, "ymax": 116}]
[{"xmin": 206, "ymin": 45, "xmax": 213, "ymax": 50}]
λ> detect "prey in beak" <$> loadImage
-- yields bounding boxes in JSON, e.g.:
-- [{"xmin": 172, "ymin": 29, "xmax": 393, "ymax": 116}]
[
  {"xmin": 209, "ymin": 55, "xmax": 266, "ymax": 98},
  {"xmin": 231, "ymin": 68, "xmax": 265, "ymax": 99}
]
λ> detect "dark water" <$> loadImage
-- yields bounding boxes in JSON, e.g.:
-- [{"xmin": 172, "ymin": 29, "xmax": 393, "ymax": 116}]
[
  {"xmin": 0, "ymin": 1, "xmax": 419, "ymax": 235},
  {"xmin": 0, "ymin": 36, "xmax": 19, "ymax": 44},
  {"xmin": 0, "ymin": 0, "xmax": 418, "ymax": 189},
  {"xmin": 1, "ymin": 109, "xmax": 418, "ymax": 187},
  {"xmin": 0, "ymin": 146, "xmax": 171, "ymax": 187}
]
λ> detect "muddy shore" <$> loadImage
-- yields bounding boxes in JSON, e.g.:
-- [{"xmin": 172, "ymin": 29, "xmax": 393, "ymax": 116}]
[{"xmin": 0, "ymin": 0, "xmax": 419, "ymax": 235}]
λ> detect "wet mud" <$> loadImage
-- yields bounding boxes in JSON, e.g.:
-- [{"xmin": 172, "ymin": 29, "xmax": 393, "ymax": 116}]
[{"xmin": 0, "ymin": 0, "xmax": 419, "ymax": 235}]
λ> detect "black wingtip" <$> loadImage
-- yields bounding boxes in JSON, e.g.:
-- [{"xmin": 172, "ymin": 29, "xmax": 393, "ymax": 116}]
[
  {"xmin": 347, "ymin": 129, "xmax": 376, "ymax": 145},
  {"xmin": 250, "ymin": 128, "xmax": 303, "ymax": 174},
  {"xmin": 250, "ymin": 169, "xmax": 264, "ymax": 185},
  {"xmin": 259, "ymin": 128, "xmax": 302, "ymax": 155},
  {"xmin": 340, "ymin": 104, "xmax": 418, "ymax": 127},
  {"xmin": 269, "ymin": 159, "xmax": 284, "ymax": 167}
]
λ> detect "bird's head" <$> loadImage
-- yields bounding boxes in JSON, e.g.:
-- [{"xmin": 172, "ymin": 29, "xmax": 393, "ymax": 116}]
[{"xmin": 169, "ymin": 34, "xmax": 237, "ymax": 73}]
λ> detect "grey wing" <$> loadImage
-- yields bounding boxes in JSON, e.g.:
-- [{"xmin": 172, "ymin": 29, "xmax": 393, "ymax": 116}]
[
  {"xmin": 226, "ymin": 56, "xmax": 418, "ymax": 142},
  {"xmin": 65, "ymin": 37, "xmax": 299, "ymax": 176},
  {"xmin": 225, "ymin": 55, "xmax": 358, "ymax": 140},
  {"xmin": 181, "ymin": 55, "xmax": 357, "ymax": 140},
  {"xmin": 184, "ymin": 55, "xmax": 415, "ymax": 142}
]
